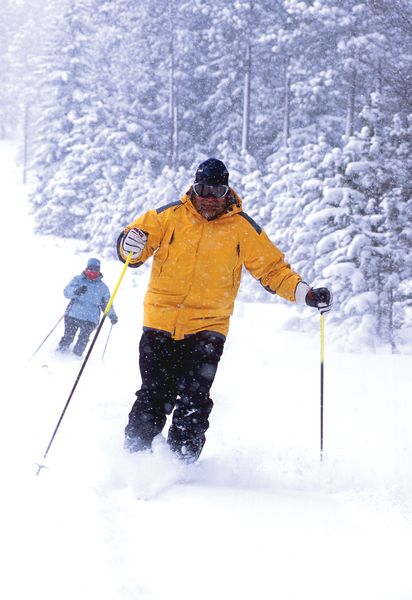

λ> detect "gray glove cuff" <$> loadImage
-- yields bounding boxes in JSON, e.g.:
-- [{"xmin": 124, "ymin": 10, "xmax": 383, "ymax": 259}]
[{"xmin": 295, "ymin": 281, "xmax": 310, "ymax": 305}]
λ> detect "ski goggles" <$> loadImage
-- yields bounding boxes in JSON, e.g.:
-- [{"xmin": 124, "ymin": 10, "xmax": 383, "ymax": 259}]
[{"xmin": 192, "ymin": 183, "xmax": 229, "ymax": 199}]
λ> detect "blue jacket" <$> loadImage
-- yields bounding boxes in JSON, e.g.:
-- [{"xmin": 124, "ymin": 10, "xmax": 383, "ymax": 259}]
[{"xmin": 64, "ymin": 272, "xmax": 117, "ymax": 326}]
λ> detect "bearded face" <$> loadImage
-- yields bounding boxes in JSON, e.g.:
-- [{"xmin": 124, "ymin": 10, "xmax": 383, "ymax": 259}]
[
  {"xmin": 190, "ymin": 182, "xmax": 231, "ymax": 221},
  {"xmin": 191, "ymin": 194, "xmax": 230, "ymax": 221}
]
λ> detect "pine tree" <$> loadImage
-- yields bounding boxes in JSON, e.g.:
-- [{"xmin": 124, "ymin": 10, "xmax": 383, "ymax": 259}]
[
  {"xmin": 311, "ymin": 118, "xmax": 387, "ymax": 350},
  {"xmin": 30, "ymin": 0, "xmax": 171, "ymax": 238},
  {"xmin": 0, "ymin": 0, "xmax": 24, "ymax": 138},
  {"xmin": 30, "ymin": 0, "xmax": 96, "ymax": 236},
  {"xmin": 379, "ymin": 113, "xmax": 412, "ymax": 351}
]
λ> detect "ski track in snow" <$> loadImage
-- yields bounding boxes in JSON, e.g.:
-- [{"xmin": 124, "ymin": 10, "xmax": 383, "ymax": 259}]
[{"xmin": 1, "ymin": 140, "xmax": 412, "ymax": 600}]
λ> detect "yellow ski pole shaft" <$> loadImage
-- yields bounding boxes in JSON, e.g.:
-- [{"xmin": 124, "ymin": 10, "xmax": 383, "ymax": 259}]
[
  {"xmin": 103, "ymin": 252, "xmax": 132, "ymax": 315},
  {"xmin": 36, "ymin": 253, "xmax": 133, "ymax": 475},
  {"xmin": 320, "ymin": 312, "xmax": 325, "ymax": 461}
]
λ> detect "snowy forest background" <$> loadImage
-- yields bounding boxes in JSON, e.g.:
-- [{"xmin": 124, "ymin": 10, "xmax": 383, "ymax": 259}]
[{"xmin": 1, "ymin": 0, "xmax": 411, "ymax": 353}]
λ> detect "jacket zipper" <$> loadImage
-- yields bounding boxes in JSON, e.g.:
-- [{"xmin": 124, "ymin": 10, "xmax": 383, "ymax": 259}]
[
  {"xmin": 173, "ymin": 224, "xmax": 204, "ymax": 337},
  {"xmin": 232, "ymin": 242, "xmax": 240, "ymax": 288}
]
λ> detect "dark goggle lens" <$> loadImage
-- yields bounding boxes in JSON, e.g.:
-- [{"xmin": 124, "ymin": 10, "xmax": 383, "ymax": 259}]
[{"xmin": 193, "ymin": 183, "xmax": 228, "ymax": 199}]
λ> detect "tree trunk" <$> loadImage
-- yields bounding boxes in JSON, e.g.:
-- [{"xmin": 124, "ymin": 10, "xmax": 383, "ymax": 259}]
[
  {"xmin": 241, "ymin": 42, "xmax": 252, "ymax": 153},
  {"xmin": 283, "ymin": 57, "xmax": 290, "ymax": 148},
  {"xmin": 22, "ymin": 103, "xmax": 30, "ymax": 184},
  {"xmin": 388, "ymin": 284, "xmax": 398, "ymax": 353},
  {"xmin": 169, "ymin": 0, "xmax": 178, "ymax": 166},
  {"xmin": 345, "ymin": 68, "xmax": 356, "ymax": 139}
]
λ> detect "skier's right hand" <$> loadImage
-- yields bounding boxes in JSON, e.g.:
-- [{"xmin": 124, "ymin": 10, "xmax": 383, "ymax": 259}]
[
  {"xmin": 122, "ymin": 228, "xmax": 148, "ymax": 259},
  {"xmin": 74, "ymin": 285, "xmax": 88, "ymax": 296}
]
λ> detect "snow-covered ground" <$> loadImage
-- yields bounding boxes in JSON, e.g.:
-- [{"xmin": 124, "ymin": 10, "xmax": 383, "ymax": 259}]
[{"xmin": 1, "ymin": 140, "xmax": 411, "ymax": 600}]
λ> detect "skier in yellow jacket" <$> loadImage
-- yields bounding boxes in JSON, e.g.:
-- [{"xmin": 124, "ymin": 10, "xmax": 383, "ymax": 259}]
[{"xmin": 117, "ymin": 158, "xmax": 332, "ymax": 462}]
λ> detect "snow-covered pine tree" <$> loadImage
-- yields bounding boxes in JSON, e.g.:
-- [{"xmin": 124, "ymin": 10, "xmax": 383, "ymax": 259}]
[
  {"xmin": 264, "ymin": 133, "xmax": 318, "ymax": 259},
  {"xmin": 379, "ymin": 112, "xmax": 412, "ymax": 351},
  {"xmin": 7, "ymin": 0, "xmax": 54, "ymax": 181},
  {"xmin": 29, "ymin": 0, "xmax": 96, "ymax": 237},
  {"xmin": 367, "ymin": 0, "xmax": 412, "ymax": 117},
  {"xmin": 114, "ymin": 160, "xmax": 155, "ymax": 231},
  {"xmin": 29, "ymin": 0, "xmax": 173, "ymax": 240},
  {"xmin": 240, "ymin": 153, "xmax": 266, "ymax": 222},
  {"xmin": 0, "ymin": 0, "xmax": 22, "ymax": 138},
  {"xmin": 280, "ymin": 136, "xmax": 334, "ymax": 282},
  {"xmin": 191, "ymin": 0, "xmax": 254, "ymax": 156},
  {"xmin": 236, "ymin": 151, "xmax": 275, "ymax": 304},
  {"xmin": 315, "ymin": 120, "xmax": 387, "ymax": 351}
]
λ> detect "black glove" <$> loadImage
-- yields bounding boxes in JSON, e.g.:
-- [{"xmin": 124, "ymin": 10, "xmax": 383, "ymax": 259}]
[
  {"xmin": 305, "ymin": 287, "xmax": 333, "ymax": 314},
  {"xmin": 74, "ymin": 285, "xmax": 88, "ymax": 296},
  {"xmin": 110, "ymin": 315, "xmax": 118, "ymax": 325}
]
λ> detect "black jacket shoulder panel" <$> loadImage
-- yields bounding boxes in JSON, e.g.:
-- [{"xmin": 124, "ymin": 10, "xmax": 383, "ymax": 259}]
[
  {"xmin": 156, "ymin": 200, "xmax": 182, "ymax": 214},
  {"xmin": 238, "ymin": 211, "xmax": 262, "ymax": 234}
]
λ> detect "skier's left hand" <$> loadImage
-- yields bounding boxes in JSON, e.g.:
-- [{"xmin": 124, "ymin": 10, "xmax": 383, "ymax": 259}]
[
  {"xmin": 305, "ymin": 287, "xmax": 333, "ymax": 314},
  {"xmin": 110, "ymin": 316, "xmax": 118, "ymax": 325}
]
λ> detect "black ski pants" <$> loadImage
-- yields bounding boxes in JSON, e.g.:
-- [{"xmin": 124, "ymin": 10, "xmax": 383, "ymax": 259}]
[
  {"xmin": 58, "ymin": 315, "xmax": 96, "ymax": 356},
  {"xmin": 125, "ymin": 329, "xmax": 225, "ymax": 462}
]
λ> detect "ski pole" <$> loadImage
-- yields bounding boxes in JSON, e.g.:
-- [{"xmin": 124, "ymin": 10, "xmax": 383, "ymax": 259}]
[
  {"xmin": 102, "ymin": 324, "xmax": 113, "ymax": 361},
  {"xmin": 36, "ymin": 253, "xmax": 132, "ymax": 475},
  {"xmin": 320, "ymin": 312, "xmax": 325, "ymax": 461},
  {"xmin": 30, "ymin": 300, "xmax": 74, "ymax": 361},
  {"xmin": 29, "ymin": 314, "xmax": 65, "ymax": 361}
]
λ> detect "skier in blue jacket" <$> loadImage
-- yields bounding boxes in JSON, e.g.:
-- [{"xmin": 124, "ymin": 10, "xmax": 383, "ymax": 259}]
[{"xmin": 57, "ymin": 258, "xmax": 118, "ymax": 357}]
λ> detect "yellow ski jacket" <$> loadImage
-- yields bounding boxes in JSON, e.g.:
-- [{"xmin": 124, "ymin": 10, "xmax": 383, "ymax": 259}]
[{"xmin": 117, "ymin": 190, "xmax": 302, "ymax": 340}]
